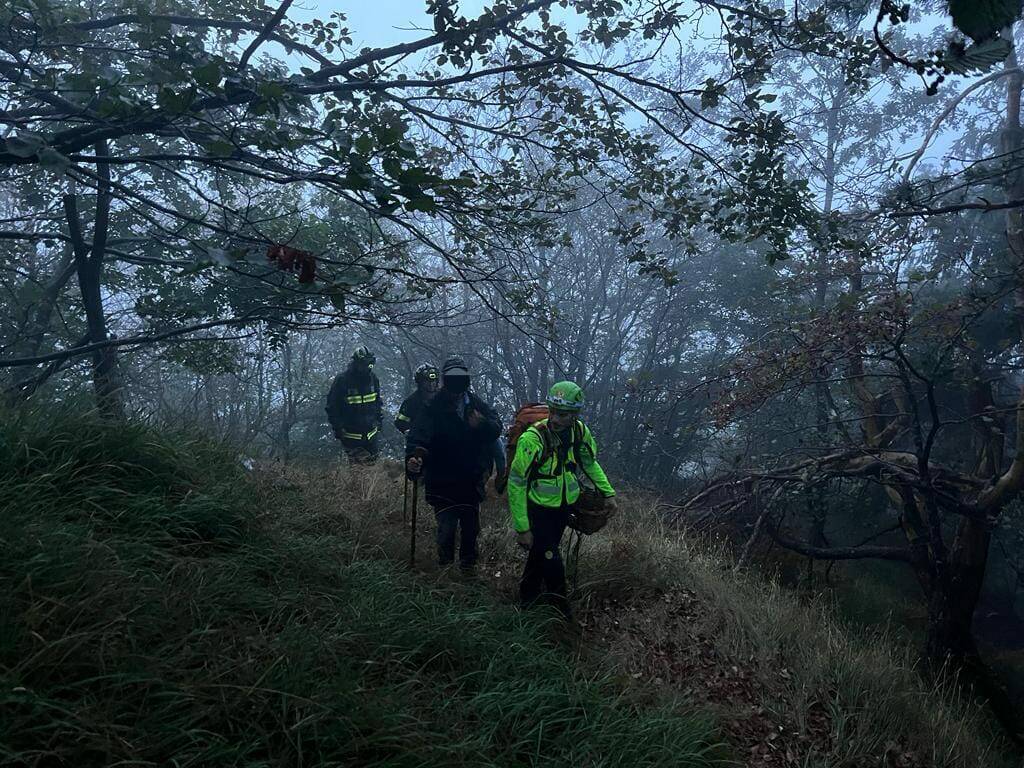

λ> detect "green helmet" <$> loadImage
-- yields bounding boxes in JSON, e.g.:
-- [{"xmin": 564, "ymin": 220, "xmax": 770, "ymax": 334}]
[{"xmin": 546, "ymin": 381, "xmax": 584, "ymax": 411}]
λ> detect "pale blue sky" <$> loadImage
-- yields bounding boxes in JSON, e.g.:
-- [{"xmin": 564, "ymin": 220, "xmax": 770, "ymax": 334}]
[
  {"xmin": 290, "ymin": 1, "xmax": 487, "ymax": 48},
  {"xmin": 266, "ymin": 2, "xmax": 971, "ymax": 199}
]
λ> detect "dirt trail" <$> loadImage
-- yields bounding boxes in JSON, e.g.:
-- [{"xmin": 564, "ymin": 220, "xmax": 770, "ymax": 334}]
[
  {"xmin": 405, "ymin": 495, "xmax": 841, "ymax": 767},
  {"xmin": 582, "ymin": 585, "xmax": 836, "ymax": 767}
]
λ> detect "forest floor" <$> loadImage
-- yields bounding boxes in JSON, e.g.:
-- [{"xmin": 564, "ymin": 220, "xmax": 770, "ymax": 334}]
[{"xmin": 271, "ymin": 459, "xmax": 1019, "ymax": 768}]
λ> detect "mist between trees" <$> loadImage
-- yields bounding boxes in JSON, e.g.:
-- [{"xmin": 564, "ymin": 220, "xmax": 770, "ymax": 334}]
[{"xmin": 3, "ymin": 0, "xmax": 1024, "ymax": 743}]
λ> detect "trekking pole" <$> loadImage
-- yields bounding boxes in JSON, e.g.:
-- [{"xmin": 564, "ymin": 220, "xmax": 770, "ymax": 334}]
[
  {"xmin": 402, "ymin": 474, "xmax": 409, "ymax": 525},
  {"xmin": 408, "ymin": 447, "xmax": 427, "ymax": 566},
  {"xmin": 409, "ymin": 476, "xmax": 419, "ymax": 566}
]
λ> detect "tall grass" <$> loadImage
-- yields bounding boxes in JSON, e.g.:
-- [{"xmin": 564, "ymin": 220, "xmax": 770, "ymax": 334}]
[
  {"xmin": 0, "ymin": 410, "xmax": 724, "ymax": 767},
  {"xmin": 274, "ymin": 461, "xmax": 1020, "ymax": 767},
  {"xmin": 250, "ymin": 450, "xmax": 1024, "ymax": 767},
  {"xmin": 577, "ymin": 508, "xmax": 1018, "ymax": 767},
  {"xmin": 271, "ymin": 453, "xmax": 1024, "ymax": 767}
]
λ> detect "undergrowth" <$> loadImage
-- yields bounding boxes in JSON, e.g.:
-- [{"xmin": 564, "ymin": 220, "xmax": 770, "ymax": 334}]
[{"xmin": 0, "ymin": 409, "xmax": 723, "ymax": 767}]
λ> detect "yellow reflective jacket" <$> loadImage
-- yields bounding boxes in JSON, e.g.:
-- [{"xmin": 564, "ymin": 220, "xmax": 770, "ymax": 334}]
[{"xmin": 507, "ymin": 419, "xmax": 615, "ymax": 533}]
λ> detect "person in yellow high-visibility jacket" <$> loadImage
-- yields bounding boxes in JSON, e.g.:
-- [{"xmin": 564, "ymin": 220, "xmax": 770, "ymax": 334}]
[{"xmin": 508, "ymin": 381, "xmax": 616, "ymax": 615}]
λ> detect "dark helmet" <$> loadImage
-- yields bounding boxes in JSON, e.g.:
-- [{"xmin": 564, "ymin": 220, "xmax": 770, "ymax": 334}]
[
  {"xmin": 415, "ymin": 363, "xmax": 440, "ymax": 384},
  {"xmin": 352, "ymin": 346, "xmax": 375, "ymax": 365}
]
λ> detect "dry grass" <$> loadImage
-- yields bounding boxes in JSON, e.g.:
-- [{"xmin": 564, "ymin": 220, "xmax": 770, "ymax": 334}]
[
  {"xmin": 575, "ymin": 499, "xmax": 1017, "ymax": 767},
  {"xmin": 275, "ymin": 461, "xmax": 1018, "ymax": 768}
]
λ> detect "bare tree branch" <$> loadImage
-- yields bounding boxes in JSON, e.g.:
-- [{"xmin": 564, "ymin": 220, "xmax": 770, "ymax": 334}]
[{"xmin": 237, "ymin": 0, "xmax": 295, "ymax": 72}]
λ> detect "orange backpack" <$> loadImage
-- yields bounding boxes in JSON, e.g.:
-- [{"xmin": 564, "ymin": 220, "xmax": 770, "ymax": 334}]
[
  {"xmin": 495, "ymin": 403, "xmax": 587, "ymax": 493},
  {"xmin": 494, "ymin": 403, "xmax": 548, "ymax": 493}
]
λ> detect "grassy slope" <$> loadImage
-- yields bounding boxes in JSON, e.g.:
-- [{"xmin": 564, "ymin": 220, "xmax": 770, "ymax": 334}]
[
  {"xmin": 281, "ymin": 462, "xmax": 1018, "ymax": 767},
  {"xmin": 577, "ymin": 519, "xmax": 1015, "ymax": 767},
  {"xmin": 0, "ymin": 412, "xmax": 722, "ymax": 767}
]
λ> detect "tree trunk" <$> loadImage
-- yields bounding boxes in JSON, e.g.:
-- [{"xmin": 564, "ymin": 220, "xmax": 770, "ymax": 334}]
[
  {"xmin": 1005, "ymin": 42, "xmax": 1024, "ymax": 315},
  {"xmin": 806, "ymin": 69, "xmax": 845, "ymax": 586},
  {"xmin": 63, "ymin": 151, "xmax": 123, "ymax": 420},
  {"xmin": 277, "ymin": 342, "xmax": 296, "ymax": 460},
  {"xmin": 923, "ymin": 510, "xmax": 1022, "ymax": 742},
  {"xmin": 924, "ymin": 514, "xmax": 988, "ymax": 664},
  {"xmin": 6, "ymin": 248, "xmax": 77, "ymax": 401}
]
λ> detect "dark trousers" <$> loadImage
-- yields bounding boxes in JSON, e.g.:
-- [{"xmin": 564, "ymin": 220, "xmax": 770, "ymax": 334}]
[
  {"xmin": 434, "ymin": 502, "xmax": 480, "ymax": 568},
  {"xmin": 519, "ymin": 503, "xmax": 571, "ymax": 613}
]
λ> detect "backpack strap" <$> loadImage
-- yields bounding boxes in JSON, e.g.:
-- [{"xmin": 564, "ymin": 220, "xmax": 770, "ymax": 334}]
[
  {"xmin": 530, "ymin": 420, "xmax": 585, "ymax": 480},
  {"xmin": 524, "ymin": 422, "xmax": 552, "ymax": 488},
  {"xmin": 573, "ymin": 420, "xmax": 585, "ymax": 457},
  {"xmin": 573, "ymin": 421, "xmax": 601, "ymax": 490},
  {"xmin": 537, "ymin": 422, "xmax": 556, "ymax": 469}
]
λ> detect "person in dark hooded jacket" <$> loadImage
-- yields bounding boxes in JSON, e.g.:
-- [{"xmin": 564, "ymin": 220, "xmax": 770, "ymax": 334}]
[{"xmin": 406, "ymin": 357, "xmax": 501, "ymax": 570}]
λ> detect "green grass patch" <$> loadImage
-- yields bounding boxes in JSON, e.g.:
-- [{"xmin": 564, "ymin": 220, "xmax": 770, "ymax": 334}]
[{"xmin": 0, "ymin": 409, "xmax": 724, "ymax": 767}]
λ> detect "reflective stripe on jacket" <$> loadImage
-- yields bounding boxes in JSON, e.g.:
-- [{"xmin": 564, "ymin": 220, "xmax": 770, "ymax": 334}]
[
  {"xmin": 507, "ymin": 419, "xmax": 614, "ymax": 533},
  {"xmin": 346, "ymin": 392, "xmax": 379, "ymax": 405},
  {"xmin": 326, "ymin": 368, "xmax": 382, "ymax": 436},
  {"xmin": 342, "ymin": 427, "xmax": 379, "ymax": 441}
]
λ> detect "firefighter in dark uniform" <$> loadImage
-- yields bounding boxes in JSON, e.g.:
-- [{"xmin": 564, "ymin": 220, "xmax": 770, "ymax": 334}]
[
  {"xmin": 394, "ymin": 363, "xmax": 440, "ymax": 435},
  {"xmin": 326, "ymin": 346, "xmax": 383, "ymax": 463}
]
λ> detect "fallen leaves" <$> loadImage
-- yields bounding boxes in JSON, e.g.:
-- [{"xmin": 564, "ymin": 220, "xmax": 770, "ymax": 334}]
[{"xmin": 583, "ymin": 584, "xmax": 836, "ymax": 767}]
